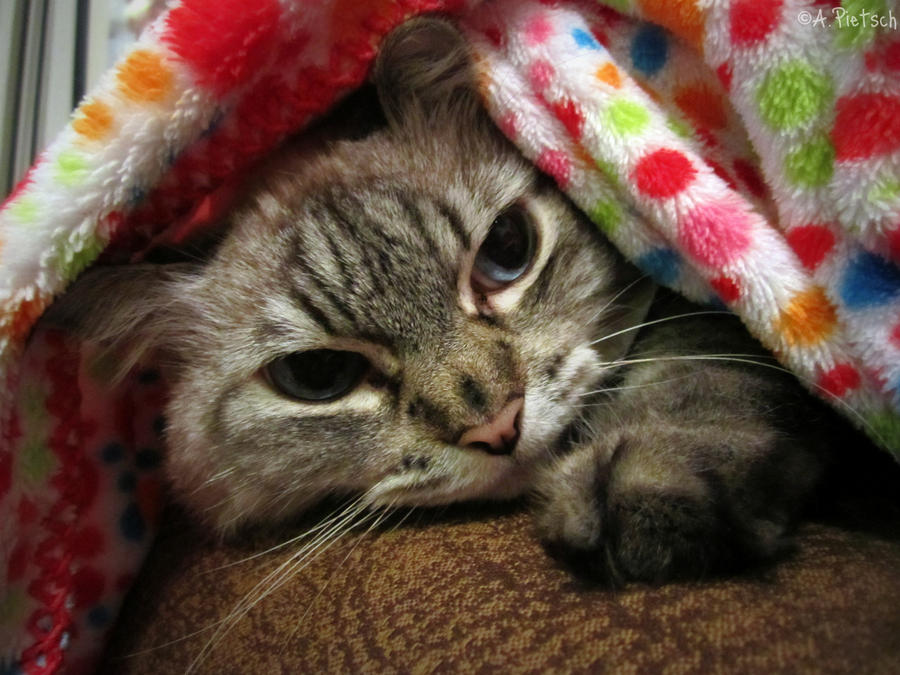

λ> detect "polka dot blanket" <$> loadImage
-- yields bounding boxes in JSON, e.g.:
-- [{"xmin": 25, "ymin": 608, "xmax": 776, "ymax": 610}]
[{"xmin": 2, "ymin": 0, "xmax": 900, "ymax": 671}]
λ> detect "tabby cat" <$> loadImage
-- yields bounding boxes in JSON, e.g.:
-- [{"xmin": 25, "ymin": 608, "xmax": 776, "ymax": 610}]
[{"xmin": 48, "ymin": 18, "xmax": 840, "ymax": 584}]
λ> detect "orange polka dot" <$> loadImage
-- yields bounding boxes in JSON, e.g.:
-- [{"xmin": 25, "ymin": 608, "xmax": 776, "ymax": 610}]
[
  {"xmin": 574, "ymin": 143, "xmax": 594, "ymax": 167},
  {"xmin": 9, "ymin": 295, "xmax": 49, "ymax": 342},
  {"xmin": 775, "ymin": 287, "xmax": 837, "ymax": 347},
  {"xmin": 73, "ymin": 100, "xmax": 113, "ymax": 141},
  {"xmin": 116, "ymin": 49, "xmax": 173, "ymax": 103},
  {"xmin": 596, "ymin": 63, "xmax": 622, "ymax": 88},
  {"xmin": 674, "ymin": 84, "xmax": 727, "ymax": 130},
  {"xmin": 638, "ymin": 0, "xmax": 705, "ymax": 51}
]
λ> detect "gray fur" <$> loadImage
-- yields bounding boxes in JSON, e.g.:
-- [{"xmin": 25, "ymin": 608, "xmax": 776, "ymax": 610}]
[{"xmin": 45, "ymin": 19, "xmax": 836, "ymax": 582}]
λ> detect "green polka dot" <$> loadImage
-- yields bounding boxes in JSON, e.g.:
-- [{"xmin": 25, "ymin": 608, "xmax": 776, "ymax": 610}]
[
  {"xmin": 603, "ymin": 0, "xmax": 630, "ymax": 11},
  {"xmin": 784, "ymin": 135, "xmax": 835, "ymax": 187},
  {"xmin": 53, "ymin": 231, "xmax": 105, "ymax": 282},
  {"xmin": 55, "ymin": 149, "xmax": 89, "ymax": 186},
  {"xmin": 866, "ymin": 410, "xmax": 900, "ymax": 454},
  {"xmin": 7, "ymin": 196, "xmax": 39, "ymax": 225},
  {"xmin": 667, "ymin": 117, "xmax": 692, "ymax": 140},
  {"xmin": 589, "ymin": 200, "xmax": 623, "ymax": 236},
  {"xmin": 605, "ymin": 100, "xmax": 650, "ymax": 136},
  {"xmin": 595, "ymin": 158, "xmax": 620, "ymax": 187},
  {"xmin": 0, "ymin": 589, "xmax": 27, "ymax": 624},
  {"xmin": 20, "ymin": 383, "xmax": 45, "ymax": 426},
  {"xmin": 868, "ymin": 175, "xmax": 900, "ymax": 205},
  {"xmin": 20, "ymin": 439, "xmax": 56, "ymax": 486},
  {"xmin": 834, "ymin": 0, "xmax": 887, "ymax": 48},
  {"xmin": 756, "ymin": 62, "xmax": 833, "ymax": 131}
]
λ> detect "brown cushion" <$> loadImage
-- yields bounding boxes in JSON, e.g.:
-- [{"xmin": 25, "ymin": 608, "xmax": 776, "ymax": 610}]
[{"xmin": 99, "ymin": 498, "xmax": 900, "ymax": 674}]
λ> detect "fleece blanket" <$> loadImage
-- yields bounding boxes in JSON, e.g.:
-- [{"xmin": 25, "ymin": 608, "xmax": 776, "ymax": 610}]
[{"xmin": 2, "ymin": 0, "xmax": 900, "ymax": 671}]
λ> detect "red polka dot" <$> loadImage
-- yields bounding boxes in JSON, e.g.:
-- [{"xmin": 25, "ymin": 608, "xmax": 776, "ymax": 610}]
[
  {"xmin": 590, "ymin": 25, "xmax": 610, "ymax": 47},
  {"xmin": 679, "ymin": 199, "xmax": 753, "ymax": 267},
  {"xmin": 818, "ymin": 364, "xmax": 861, "ymax": 397},
  {"xmin": 0, "ymin": 450, "xmax": 11, "ymax": 501},
  {"xmin": 529, "ymin": 60, "xmax": 554, "ymax": 91},
  {"xmin": 864, "ymin": 51, "xmax": 878, "ymax": 72},
  {"xmin": 525, "ymin": 13, "xmax": 553, "ymax": 45},
  {"xmin": 485, "ymin": 26, "xmax": 503, "ymax": 47},
  {"xmin": 17, "ymin": 497, "xmax": 38, "ymax": 525},
  {"xmin": 886, "ymin": 41, "xmax": 900, "ymax": 71},
  {"xmin": 7, "ymin": 540, "xmax": 30, "ymax": 582},
  {"xmin": 730, "ymin": 0, "xmax": 782, "ymax": 46},
  {"xmin": 705, "ymin": 157, "xmax": 737, "ymax": 189},
  {"xmin": 710, "ymin": 276, "xmax": 741, "ymax": 303},
  {"xmin": 551, "ymin": 99, "xmax": 585, "ymax": 139},
  {"xmin": 832, "ymin": 94, "xmax": 900, "ymax": 160},
  {"xmin": 72, "ymin": 566, "xmax": 105, "ymax": 609},
  {"xmin": 537, "ymin": 148, "xmax": 572, "ymax": 188},
  {"xmin": 891, "ymin": 321, "xmax": 900, "ymax": 348},
  {"xmin": 888, "ymin": 226, "xmax": 900, "ymax": 262},
  {"xmin": 695, "ymin": 127, "xmax": 718, "ymax": 148},
  {"xmin": 162, "ymin": 0, "xmax": 283, "ymax": 96},
  {"xmin": 716, "ymin": 63, "xmax": 733, "ymax": 91},
  {"xmin": 733, "ymin": 159, "xmax": 768, "ymax": 199},
  {"xmin": 498, "ymin": 112, "xmax": 518, "ymax": 139},
  {"xmin": 785, "ymin": 225, "xmax": 836, "ymax": 271},
  {"xmin": 71, "ymin": 526, "xmax": 105, "ymax": 559},
  {"xmin": 633, "ymin": 149, "xmax": 696, "ymax": 199}
]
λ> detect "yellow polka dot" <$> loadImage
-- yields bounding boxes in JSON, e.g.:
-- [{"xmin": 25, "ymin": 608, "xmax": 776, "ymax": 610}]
[
  {"xmin": 596, "ymin": 63, "xmax": 622, "ymax": 89},
  {"xmin": 116, "ymin": 49, "xmax": 173, "ymax": 103},
  {"xmin": 73, "ymin": 100, "xmax": 114, "ymax": 141},
  {"xmin": 774, "ymin": 287, "xmax": 837, "ymax": 347}
]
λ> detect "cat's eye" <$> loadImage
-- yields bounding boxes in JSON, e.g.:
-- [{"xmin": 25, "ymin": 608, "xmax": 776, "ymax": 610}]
[
  {"xmin": 265, "ymin": 350, "xmax": 369, "ymax": 402},
  {"xmin": 471, "ymin": 205, "xmax": 537, "ymax": 292}
]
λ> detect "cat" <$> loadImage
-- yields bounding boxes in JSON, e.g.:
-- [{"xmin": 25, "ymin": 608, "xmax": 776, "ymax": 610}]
[{"xmin": 46, "ymin": 17, "xmax": 844, "ymax": 584}]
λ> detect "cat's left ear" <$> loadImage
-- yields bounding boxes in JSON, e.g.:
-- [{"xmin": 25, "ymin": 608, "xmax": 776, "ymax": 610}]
[{"xmin": 373, "ymin": 17, "xmax": 479, "ymax": 130}]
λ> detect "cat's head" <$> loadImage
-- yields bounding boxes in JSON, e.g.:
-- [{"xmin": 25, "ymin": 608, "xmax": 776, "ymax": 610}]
[{"xmin": 48, "ymin": 18, "xmax": 652, "ymax": 533}]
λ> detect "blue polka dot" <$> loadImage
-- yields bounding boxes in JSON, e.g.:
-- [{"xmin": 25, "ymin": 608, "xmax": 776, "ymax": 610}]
[
  {"xmin": 100, "ymin": 442, "xmax": 124, "ymax": 464},
  {"xmin": 136, "ymin": 447, "xmax": 162, "ymax": 469},
  {"xmin": 120, "ymin": 503, "xmax": 146, "ymax": 541},
  {"xmin": 631, "ymin": 24, "xmax": 668, "ymax": 76},
  {"xmin": 572, "ymin": 27, "xmax": 601, "ymax": 50},
  {"xmin": 839, "ymin": 252, "xmax": 900, "ymax": 309},
  {"xmin": 637, "ymin": 248, "xmax": 681, "ymax": 286},
  {"xmin": 118, "ymin": 472, "xmax": 137, "ymax": 493},
  {"xmin": 87, "ymin": 605, "xmax": 111, "ymax": 629}
]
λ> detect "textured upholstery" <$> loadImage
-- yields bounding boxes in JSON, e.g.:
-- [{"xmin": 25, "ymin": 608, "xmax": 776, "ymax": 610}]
[{"xmin": 101, "ymin": 497, "xmax": 900, "ymax": 674}]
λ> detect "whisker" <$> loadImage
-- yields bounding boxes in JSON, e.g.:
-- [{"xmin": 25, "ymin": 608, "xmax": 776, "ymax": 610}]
[
  {"xmin": 586, "ymin": 353, "xmax": 885, "ymax": 445},
  {"xmin": 201, "ymin": 495, "xmax": 367, "ymax": 573},
  {"xmin": 590, "ymin": 310, "xmax": 732, "ymax": 346},
  {"xmin": 186, "ymin": 495, "xmax": 375, "ymax": 673},
  {"xmin": 279, "ymin": 499, "xmax": 404, "ymax": 652}
]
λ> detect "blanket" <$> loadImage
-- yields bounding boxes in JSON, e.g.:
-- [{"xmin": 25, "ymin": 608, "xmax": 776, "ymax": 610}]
[{"xmin": 2, "ymin": 0, "xmax": 899, "ymax": 671}]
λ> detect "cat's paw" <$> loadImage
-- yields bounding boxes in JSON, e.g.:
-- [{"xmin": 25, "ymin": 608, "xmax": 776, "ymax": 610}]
[{"xmin": 534, "ymin": 426, "xmax": 814, "ymax": 585}]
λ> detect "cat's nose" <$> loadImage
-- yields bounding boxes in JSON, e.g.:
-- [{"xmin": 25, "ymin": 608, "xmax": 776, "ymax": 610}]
[{"xmin": 458, "ymin": 397, "xmax": 523, "ymax": 455}]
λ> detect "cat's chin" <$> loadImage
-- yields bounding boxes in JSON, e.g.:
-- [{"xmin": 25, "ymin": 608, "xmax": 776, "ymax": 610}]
[{"xmin": 365, "ymin": 457, "xmax": 533, "ymax": 509}]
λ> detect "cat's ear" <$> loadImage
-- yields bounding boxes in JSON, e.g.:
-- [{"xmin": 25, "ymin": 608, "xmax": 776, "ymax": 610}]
[
  {"xmin": 373, "ymin": 17, "xmax": 478, "ymax": 130},
  {"xmin": 42, "ymin": 263, "xmax": 198, "ymax": 379}
]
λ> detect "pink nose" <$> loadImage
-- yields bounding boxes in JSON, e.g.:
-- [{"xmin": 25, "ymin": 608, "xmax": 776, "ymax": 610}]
[{"xmin": 458, "ymin": 397, "xmax": 524, "ymax": 455}]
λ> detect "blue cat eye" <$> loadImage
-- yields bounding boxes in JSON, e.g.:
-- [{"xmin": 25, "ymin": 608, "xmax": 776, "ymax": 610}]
[
  {"xmin": 266, "ymin": 350, "xmax": 369, "ymax": 402},
  {"xmin": 472, "ymin": 205, "xmax": 537, "ymax": 292}
]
